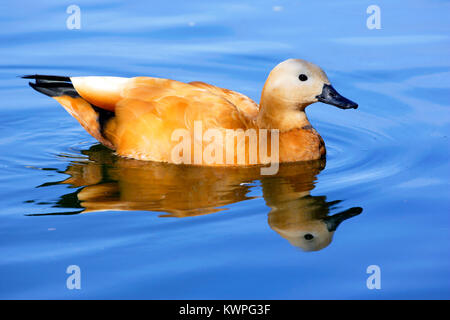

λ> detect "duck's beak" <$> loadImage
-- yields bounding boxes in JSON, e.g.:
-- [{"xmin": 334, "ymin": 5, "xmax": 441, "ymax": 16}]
[
  {"xmin": 323, "ymin": 207, "xmax": 362, "ymax": 232},
  {"xmin": 316, "ymin": 84, "xmax": 358, "ymax": 109}
]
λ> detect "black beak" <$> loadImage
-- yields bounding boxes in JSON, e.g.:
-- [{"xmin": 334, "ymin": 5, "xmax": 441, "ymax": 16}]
[
  {"xmin": 323, "ymin": 207, "xmax": 362, "ymax": 232},
  {"xmin": 316, "ymin": 84, "xmax": 358, "ymax": 109}
]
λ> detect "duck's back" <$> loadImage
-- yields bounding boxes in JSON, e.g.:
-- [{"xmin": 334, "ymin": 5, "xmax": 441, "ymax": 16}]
[{"xmin": 189, "ymin": 81, "xmax": 259, "ymax": 125}]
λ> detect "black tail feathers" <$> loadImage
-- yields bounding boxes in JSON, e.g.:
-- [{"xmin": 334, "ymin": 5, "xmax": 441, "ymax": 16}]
[
  {"xmin": 22, "ymin": 74, "xmax": 71, "ymax": 82},
  {"xmin": 23, "ymin": 74, "xmax": 79, "ymax": 98}
]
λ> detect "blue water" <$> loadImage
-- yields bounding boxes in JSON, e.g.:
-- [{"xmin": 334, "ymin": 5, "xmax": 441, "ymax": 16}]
[{"xmin": 0, "ymin": 0, "xmax": 449, "ymax": 299}]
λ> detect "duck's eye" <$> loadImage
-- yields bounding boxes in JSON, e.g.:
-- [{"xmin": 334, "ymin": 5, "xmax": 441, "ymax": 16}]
[
  {"xmin": 298, "ymin": 74, "xmax": 308, "ymax": 82},
  {"xmin": 304, "ymin": 234, "xmax": 314, "ymax": 240}
]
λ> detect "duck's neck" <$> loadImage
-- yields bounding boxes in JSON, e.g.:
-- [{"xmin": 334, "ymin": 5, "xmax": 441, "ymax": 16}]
[
  {"xmin": 255, "ymin": 88, "xmax": 325, "ymax": 162},
  {"xmin": 256, "ymin": 92, "xmax": 311, "ymax": 131}
]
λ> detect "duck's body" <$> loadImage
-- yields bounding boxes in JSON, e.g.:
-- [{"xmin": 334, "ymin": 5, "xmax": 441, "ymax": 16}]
[{"xmin": 25, "ymin": 59, "xmax": 357, "ymax": 165}]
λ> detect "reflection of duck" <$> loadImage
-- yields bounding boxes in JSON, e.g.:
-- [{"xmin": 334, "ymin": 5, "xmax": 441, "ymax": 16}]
[
  {"xmin": 32, "ymin": 145, "xmax": 362, "ymax": 251},
  {"xmin": 53, "ymin": 145, "xmax": 260, "ymax": 217},
  {"xmin": 25, "ymin": 59, "xmax": 357, "ymax": 164}
]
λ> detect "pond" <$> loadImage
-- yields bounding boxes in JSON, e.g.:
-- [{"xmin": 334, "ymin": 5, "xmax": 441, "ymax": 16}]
[{"xmin": 0, "ymin": 0, "xmax": 449, "ymax": 299}]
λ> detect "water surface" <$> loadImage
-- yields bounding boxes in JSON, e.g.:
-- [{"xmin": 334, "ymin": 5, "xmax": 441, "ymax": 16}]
[{"xmin": 0, "ymin": 0, "xmax": 449, "ymax": 299}]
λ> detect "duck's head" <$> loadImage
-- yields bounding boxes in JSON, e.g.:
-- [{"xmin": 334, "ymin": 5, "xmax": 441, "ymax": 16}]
[{"xmin": 261, "ymin": 59, "xmax": 358, "ymax": 110}]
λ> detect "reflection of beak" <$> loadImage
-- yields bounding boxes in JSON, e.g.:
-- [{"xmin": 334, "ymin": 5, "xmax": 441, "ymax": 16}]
[
  {"xmin": 323, "ymin": 207, "xmax": 362, "ymax": 232},
  {"xmin": 316, "ymin": 84, "xmax": 358, "ymax": 109}
]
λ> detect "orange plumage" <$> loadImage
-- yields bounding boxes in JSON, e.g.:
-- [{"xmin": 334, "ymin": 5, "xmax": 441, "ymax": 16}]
[{"xmin": 26, "ymin": 59, "xmax": 358, "ymax": 165}]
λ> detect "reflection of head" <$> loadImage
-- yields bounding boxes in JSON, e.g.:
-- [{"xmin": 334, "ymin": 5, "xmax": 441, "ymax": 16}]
[
  {"xmin": 270, "ymin": 217, "xmax": 335, "ymax": 251},
  {"xmin": 268, "ymin": 200, "xmax": 362, "ymax": 251},
  {"xmin": 261, "ymin": 162, "xmax": 361, "ymax": 251}
]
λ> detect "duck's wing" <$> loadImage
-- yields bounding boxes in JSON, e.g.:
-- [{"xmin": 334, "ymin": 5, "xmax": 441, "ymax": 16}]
[
  {"xmin": 189, "ymin": 81, "xmax": 259, "ymax": 126},
  {"xmin": 104, "ymin": 77, "xmax": 249, "ymax": 161},
  {"xmin": 27, "ymin": 75, "xmax": 252, "ymax": 162},
  {"xmin": 72, "ymin": 77, "xmax": 259, "ymax": 123},
  {"xmin": 70, "ymin": 76, "xmax": 129, "ymax": 111},
  {"xmin": 69, "ymin": 77, "xmax": 251, "ymax": 161}
]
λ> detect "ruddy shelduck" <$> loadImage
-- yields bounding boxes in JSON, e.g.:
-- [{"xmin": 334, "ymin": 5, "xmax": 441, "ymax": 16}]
[{"xmin": 24, "ymin": 59, "xmax": 358, "ymax": 165}]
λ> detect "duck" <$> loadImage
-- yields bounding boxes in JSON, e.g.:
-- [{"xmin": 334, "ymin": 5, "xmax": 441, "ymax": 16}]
[{"xmin": 24, "ymin": 59, "xmax": 358, "ymax": 165}]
